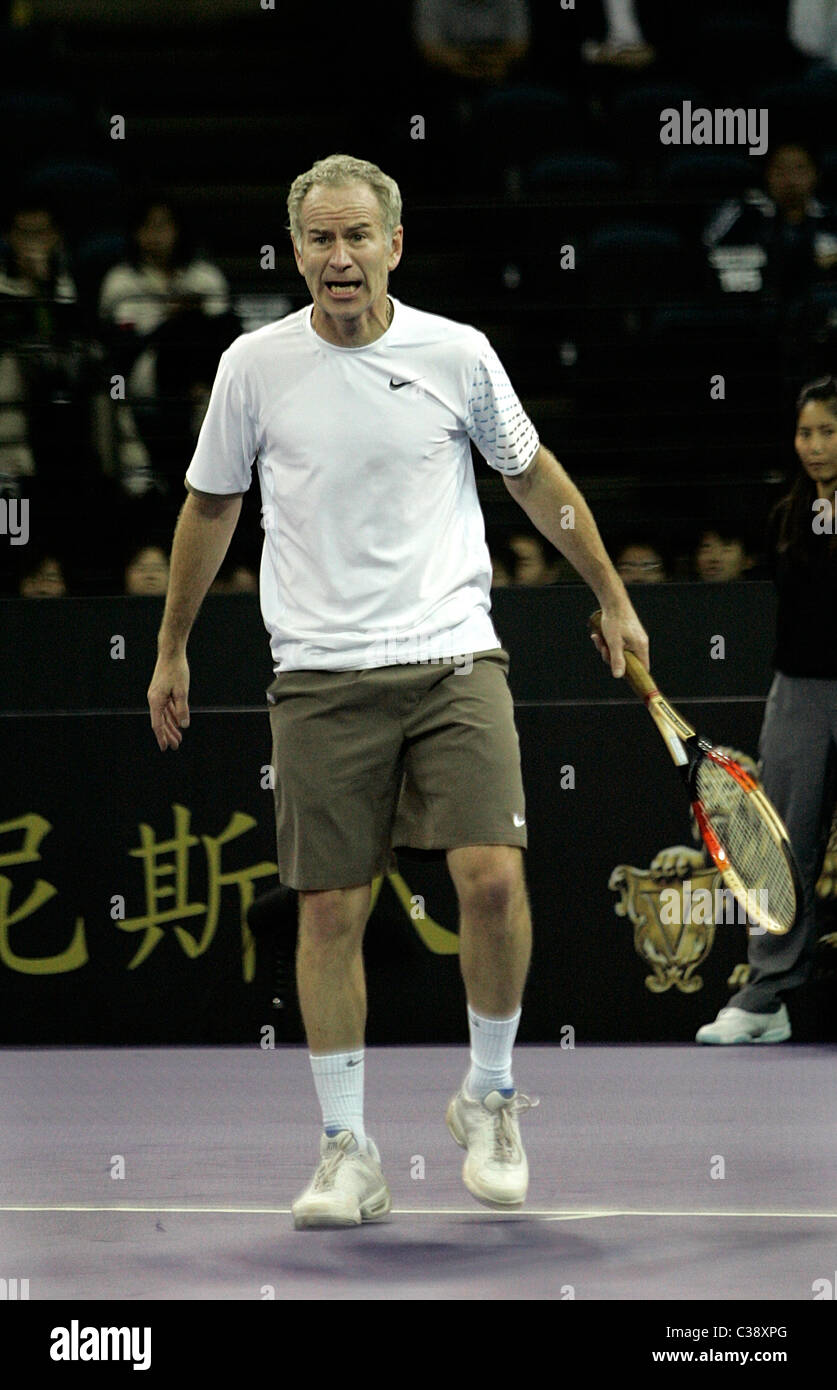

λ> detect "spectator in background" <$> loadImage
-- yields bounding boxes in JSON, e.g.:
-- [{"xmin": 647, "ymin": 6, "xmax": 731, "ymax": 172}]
[
  {"xmin": 411, "ymin": 0, "xmax": 532, "ymax": 189},
  {"xmin": 99, "ymin": 201, "xmax": 230, "ymax": 349},
  {"xmin": 125, "ymin": 542, "xmax": 169, "ymax": 596},
  {"xmin": 414, "ymin": 0, "xmax": 530, "ymax": 86},
  {"xmin": 17, "ymin": 550, "xmax": 67, "ymax": 597},
  {"xmin": 509, "ymin": 529, "xmax": 568, "ymax": 585},
  {"xmin": 99, "ymin": 200, "xmax": 238, "ymax": 497},
  {"xmin": 210, "ymin": 556, "xmax": 259, "ymax": 594},
  {"xmin": 488, "ymin": 546, "xmax": 513, "ymax": 588},
  {"xmin": 615, "ymin": 538, "xmax": 667, "ymax": 584},
  {"xmin": 704, "ymin": 142, "xmax": 837, "ymax": 298},
  {"xmin": 0, "ymin": 203, "xmax": 157, "ymax": 512},
  {"xmin": 696, "ymin": 375, "xmax": 837, "ymax": 1044},
  {"xmin": 788, "ymin": 0, "xmax": 837, "ymax": 69},
  {"xmin": 694, "ymin": 525, "xmax": 754, "ymax": 582},
  {"xmin": 0, "ymin": 200, "xmax": 101, "ymax": 499},
  {"xmin": 0, "ymin": 202, "xmax": 75, "ymax": 303}
]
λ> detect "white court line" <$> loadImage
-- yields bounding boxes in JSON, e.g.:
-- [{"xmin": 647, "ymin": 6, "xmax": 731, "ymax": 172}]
[{"xmin": 1, "ymin": 1205, "xmax": 836, "ymax": 1219}]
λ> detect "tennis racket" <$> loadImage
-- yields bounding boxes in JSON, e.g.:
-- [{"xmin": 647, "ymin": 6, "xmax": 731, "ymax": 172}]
[{"xmin": 589, "ymin": 610, "xmax": 799, "ymax": 935}]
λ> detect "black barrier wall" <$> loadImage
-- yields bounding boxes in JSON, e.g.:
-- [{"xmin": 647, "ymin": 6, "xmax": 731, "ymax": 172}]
[{"xmin": 1, "ymin": 584, "xmax": 834, "ymax": 1044}]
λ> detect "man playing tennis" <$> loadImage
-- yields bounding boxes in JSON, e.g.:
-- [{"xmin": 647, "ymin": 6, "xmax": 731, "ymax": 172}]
[{"xmin": 147, "ymin": 154, "xmax": 649, "ymax": 1228}]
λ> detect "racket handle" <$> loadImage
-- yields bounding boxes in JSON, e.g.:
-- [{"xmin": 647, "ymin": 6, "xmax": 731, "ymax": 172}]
[{"xmin": 588, "ymin": 609, "xmax": 657, "ymax": 699}]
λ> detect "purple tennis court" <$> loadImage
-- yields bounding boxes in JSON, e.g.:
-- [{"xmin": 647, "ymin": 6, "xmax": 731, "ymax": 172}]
[{"xmin": 1, "ymin": 1043, "xmax": 835, "ymax": 1301}]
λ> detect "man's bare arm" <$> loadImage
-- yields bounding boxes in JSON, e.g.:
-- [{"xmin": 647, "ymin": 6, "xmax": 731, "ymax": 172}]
[
  {"xmin": 148, "ymin": 490, "xmax": 243, "ymax": 750},
  {"xmin": 504, "ymin": 444, "xmax": 649, "ymax": 676}
]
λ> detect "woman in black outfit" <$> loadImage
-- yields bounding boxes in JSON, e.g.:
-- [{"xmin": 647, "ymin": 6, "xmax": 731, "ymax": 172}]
[{"xmin": 698, "ymin": 375, "xmax": 837, "ymax": 1043}]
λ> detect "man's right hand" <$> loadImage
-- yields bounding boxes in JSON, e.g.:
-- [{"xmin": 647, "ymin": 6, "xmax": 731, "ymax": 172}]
[{"xmin": 148, "ymin": 652, "xmax": 190, "ymax": 750}]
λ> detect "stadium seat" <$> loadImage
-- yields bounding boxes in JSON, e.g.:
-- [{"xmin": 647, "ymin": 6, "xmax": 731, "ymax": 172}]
[
  {"xmin": 525, "ymin": 153, "xmax": 627, "ymax": 195},
  {"xmin": 583, "ymin": 221, "xmax": 694, "ymax": 306},
  {"xmin": 656, "ymin": 151, "xmax": 757, "ymax": 201},
  {"xmin": 685, "ymin": 12, "xmax": 792, "ymax": 93},
  {"xmin": 754, "ymin": 71, "xmax": 837, "ymax": 146},
  {"xmin": 819, "ymin": 148, "xmax": 837, "ymax": 198},
  {"xmin": 0, "ymin": 89, "xmax": 84, "ymax": 172},
  {"xmin": 646, "ymin": 302, "xmax": 784, "ymax": 435},
  {"xmin": 609, "ymin": 83, "xmax": 709, "ymax": 157},
  {"xmin": 26, "ymin": 158, "xmax": 120, "ymax": 200},
  {"xmin": 24, "ymin": 160, "xmax": 122, "ymax": 232},
  {"xmin": 0, "ymin": 89, "xmax": 77, "ymax": 123},
  {"xmin": 471, "ymin": 85, "xmax": 575, "ymax": 168}
]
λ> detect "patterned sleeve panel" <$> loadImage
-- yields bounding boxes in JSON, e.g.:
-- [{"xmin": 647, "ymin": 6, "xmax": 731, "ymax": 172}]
[{"xmin": 465, "ymin": 337, "xmax": 539, "ymax": 476}]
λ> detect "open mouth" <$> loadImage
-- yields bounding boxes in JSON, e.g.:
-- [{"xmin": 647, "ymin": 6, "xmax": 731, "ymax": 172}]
[{"xmin": 325, "ymin": 281, "xmax": 362, "ymax": 297}]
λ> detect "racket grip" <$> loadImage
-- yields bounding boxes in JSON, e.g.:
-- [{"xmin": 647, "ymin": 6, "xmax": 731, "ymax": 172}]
[{"xmin": 588, "ymin": 609, "xmax": 657, "ymax": 699}]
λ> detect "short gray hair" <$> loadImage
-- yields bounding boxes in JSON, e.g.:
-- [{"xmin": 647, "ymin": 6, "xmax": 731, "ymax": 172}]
[{"xmin": 287, "ymin": 154, "xmax": 402, "ymax": 248}]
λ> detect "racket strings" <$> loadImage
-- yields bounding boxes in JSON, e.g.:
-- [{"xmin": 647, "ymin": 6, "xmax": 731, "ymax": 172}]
[{"xmin": 694, "ymin": 760, "xmax": 796, "ymax": 930}]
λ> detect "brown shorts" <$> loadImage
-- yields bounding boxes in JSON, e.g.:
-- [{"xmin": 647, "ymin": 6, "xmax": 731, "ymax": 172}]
[{"xmin": 267, "ymin": 648, "xmax": 527, "ymax": 891}]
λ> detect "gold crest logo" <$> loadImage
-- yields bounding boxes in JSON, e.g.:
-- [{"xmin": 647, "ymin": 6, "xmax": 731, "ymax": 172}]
[{"xmin": 609, "ymin": 855, "xmax": 720, "ymax": 993}]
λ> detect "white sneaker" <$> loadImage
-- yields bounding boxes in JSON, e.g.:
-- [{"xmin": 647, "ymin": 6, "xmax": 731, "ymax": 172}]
[
  {"xmin": 446, "ymin": 1084, "xmax": 539, "ymax": 1210},
  {"xmin": 696, "ymin": 1004, "xmax": 791, "ymax": 1045},
  {"xmin": 291, "ymin": 1131, "xmax": 391, "ymax": 1230}
]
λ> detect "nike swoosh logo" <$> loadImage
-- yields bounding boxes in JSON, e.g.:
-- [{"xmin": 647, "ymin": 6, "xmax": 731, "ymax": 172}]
[
  {"xmin": 513, "ymin": 813, "xmax": 526, "ymax": 827},
  {"xmin": 346, "ymin": 1059, "xmax": 362, "ymax": 1067},
  {"xmin": 389, "ymin": 378, "xmax": 420, "ymax": 390}
]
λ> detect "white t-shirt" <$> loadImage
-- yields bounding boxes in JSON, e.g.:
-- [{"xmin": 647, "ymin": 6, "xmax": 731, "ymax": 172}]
[{"xmin": 185, "ymin": 296, "xmax": 539, "ymax": 672}]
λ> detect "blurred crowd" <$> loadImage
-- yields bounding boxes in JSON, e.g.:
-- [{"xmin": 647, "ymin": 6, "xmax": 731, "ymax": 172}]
[
  {"xmin": 2, "ymin": 0, "xmax": 836, "ymax": 596},
  {"xmin": 488, "ymin": 518, "xmax": 765, "ymax": 590},
  {"xmin": 0, "ymin": 192, "xmax": 262, "ymax": 596}
]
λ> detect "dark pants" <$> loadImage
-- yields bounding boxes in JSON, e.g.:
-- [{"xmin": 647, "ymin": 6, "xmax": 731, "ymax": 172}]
[{"xmin": 731, "ymin": 673, "xmax": 837, "ymax": 1012}]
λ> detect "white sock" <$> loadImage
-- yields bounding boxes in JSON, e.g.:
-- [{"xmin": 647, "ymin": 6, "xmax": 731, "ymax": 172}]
[
  {"xmin": 309, "ymin": 1050, "xmax": 367, "ymax": 1147},
  {"xmin": 466, "ymin": 1005, "xmax": 521, "ymax": 1101}
]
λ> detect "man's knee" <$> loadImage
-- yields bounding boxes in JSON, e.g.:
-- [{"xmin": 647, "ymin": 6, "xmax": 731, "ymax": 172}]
[
  {"xmin": 449, "ymin": 846, "xmax": 526, "ymax": 922},
  {"xmin": 298, "ymin": 884, "xmax": 371, "ymax": 947}
]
